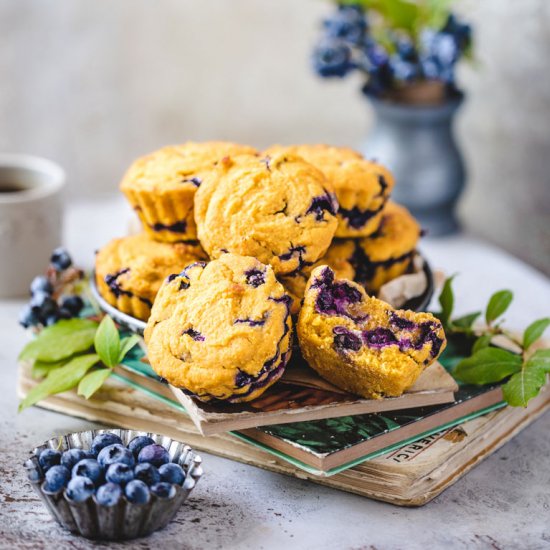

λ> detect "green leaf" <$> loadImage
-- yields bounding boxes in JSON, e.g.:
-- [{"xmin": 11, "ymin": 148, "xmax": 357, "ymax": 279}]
[
  {"xmin": 485, "ymin": 290, "xmax": 513, "ymax": 325},
  {"xmin": 18, "ymin": 319, "xmax": 98, "ymax": 362},
  {"xmin": 472, "ymin": 334, "xmax": 492, "ymax": 354},
  {"xmin": 94, "ymin": 316, "xmax": 120, "ymax": 368},
  {"xmin": 453, "ymin": 347, "xmax": 522, "ymax": 385},
  {"xmin": 526, "ymin": 349, "xmax": 550, "ymax": 373},
  {"xmin": 77, "ymin": 368, "xmax": 112, "ymax": 399},
  {"xmin": 453, "ymin": 311, "xmax": 481, "ymax": 330},
  {"xmin": 19, "ymin": 354, "xmax": 99, "ymax": 412},
  {"xmin": 118, "ymin": 335, "xmax": 141, "ymax": 363},
  {"xmin": 31, "ymin": 359, "xmax": 67, "ymax": 380},
  {"xmin": 523, "ymin": 318, "xmax": 550, "ymax": 350},
  {"xmin": 502, "ymin": 367, "xmax": 547, "ymax": 407},
  {"xmin": 438, "ymin": 275, "xmax": 456, "ymax": 326}
]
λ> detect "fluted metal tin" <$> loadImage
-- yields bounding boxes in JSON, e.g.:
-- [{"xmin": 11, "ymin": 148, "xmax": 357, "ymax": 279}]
[{"xmin": 24, "ymin": 429, "xmax": 203, "ymax": 541}]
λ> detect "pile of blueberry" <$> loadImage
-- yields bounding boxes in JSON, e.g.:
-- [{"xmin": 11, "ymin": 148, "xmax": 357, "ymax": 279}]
[
  {"xmin": 19, "ymin": 247, "xmax": 85, "ymax": 329},
  {"xmin": 311, "ymin": 4, "xmax": 472, "ymax": 95},
  {"xmin": 33, "ymin": 433, "xmax": 186, "ymax": 505}
]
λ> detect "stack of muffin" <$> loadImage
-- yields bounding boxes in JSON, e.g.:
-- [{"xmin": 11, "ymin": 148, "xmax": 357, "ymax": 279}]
[{"xmin": 95, "ymin": 141, "xmax": 442, "ymax": 404}]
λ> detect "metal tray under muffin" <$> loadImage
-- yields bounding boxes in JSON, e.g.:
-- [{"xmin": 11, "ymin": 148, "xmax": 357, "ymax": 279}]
[{"xmin": 90, "ymin": 256, "xmax": 434, "ymax": 336}]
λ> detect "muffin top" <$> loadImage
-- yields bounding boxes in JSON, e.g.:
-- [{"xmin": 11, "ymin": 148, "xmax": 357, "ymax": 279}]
[
  {"xmin": 194, "ymin": 152, "xmax": 339, "ymax": 275},
  {"xmin": 95, "ymin": 233, "xmax": 207, "ymax": 310},
  {"xmin": 357, "ymin": 201, "xmax": 421, "ymax": 262},
  {"xmin": 120, "ymin": 141, "xmax": 258, "ymax": 195},
  {"xmin": 144, "ymin": 253, "xmax": 293, "ymax": 402},
  {"xmin": 264, "ymin": 144, "xmax": 394, "ymax": 236}
]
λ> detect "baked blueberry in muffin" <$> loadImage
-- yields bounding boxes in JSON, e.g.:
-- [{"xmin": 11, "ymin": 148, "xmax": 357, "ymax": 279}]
[
  {"xmin": 297, "ymin": 265, "xmax": 446, "ymax": 398},
  {"xmin": 95, "ymin": 233, "xmax": 207, "ymax": 320},
  {"xmin": 352, "ymin": 201, "xmax": 422, "ymax": 293},
  {"xmin": 193, "ymin": 152, "xmax": 338, "ymax": 275},
  {"xmin": 264, "ymin": 144, "xmax": 394, "ymax": 238},
  {"xmin": 144, "ymin": 254, "xmax": 293, "ymax": 403},
  {"xmin": 120, "ymin": 141, "xmax": 258, "ymax": 242}
]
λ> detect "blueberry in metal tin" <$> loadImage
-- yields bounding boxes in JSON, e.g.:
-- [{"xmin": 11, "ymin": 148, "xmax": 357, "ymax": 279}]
[
  {"xmin": 125, "ymin": 479, "xmax": 150, "ymax": 504},
  {"xmin": 60, "ymin": 448, "xmax": 88, "ymax": 471},
  {"xmin": 134, "ymin": 462, "xmax": 161, "ymax": 486},
  {"xmin": 66, "ymin": 476, "xmax": 95, "ymax": 502},
  {"xmin": 151, "ymin": 482, "xmax": 177, "ymax": 499},
  {"xmin": 38, "ymin": 449, "xmax": 61, "ymax": 472},
  {"xmin": 96, "ymin": 482, "xmax": 123, "ymax": 506},
  {"xmin": 137, "ymin": 444, "xmax": 170, "ymax": 468},
  {"xmin": 44, "ymin": 465, "xmax": 71, "ymax": 492},
  {"xmin": 72, "ymin": 458, "xmax": 103, "ymax": 486},
  {"xmin": 90, "ymin": 432, "xmax": 123, "ymax": 456},
  {"xmin": 128, "ymin": 435, "xmax": 156, "ymax": 459},
  {"xmin": 159, "ymin": 463, "xmax": 186, "ymax": 486},
  {"xmin": 105, "ymin": 462, "xmax": 134, "ymax": 486},
  {"xmin": 97, "ymin": 444, "xmax": 135, "ymax": 468}
]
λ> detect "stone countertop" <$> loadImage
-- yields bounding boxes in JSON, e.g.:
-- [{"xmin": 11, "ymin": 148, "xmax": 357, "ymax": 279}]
[{"xmin": 1, "ymin": 197, "xmax": 549, "ymax": 550}]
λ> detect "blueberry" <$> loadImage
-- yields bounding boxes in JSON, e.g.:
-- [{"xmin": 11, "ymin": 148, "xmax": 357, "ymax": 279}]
[
  {"xmin": 19, "ymin": 305, "xmax": 41, "ymax": 328},
  {"xmin": 50, "ymin": 247, "xmax": 72, "ymax": 271},
  {"xmin": 57, "ymin": 307, "xmax": 73, "ymax": 320},
  {"xmin": 25, "ymin": 459, "xmax": 42, "ymax": 483},
  {"xmin": 128, "ymin": 436, "xmax": 156, "ymax": 459},
  {"xmin": 66, "ymin": 476, "xmax": 95, "ymax": 502},
  {"xmin": 106, "ymin": 463, "xmax": 134, "ymax": 486},
  {"xmin": 137, "ymin": 444, "xmax": 170, "ymax": 468},
  {"xmin": 44, "ymin": 313, "xmax": 61, "ymax": 326},
  {"xmin": 333, "ymin": 326, "xmax": 362, "ymax": 352},
  {"xmin": 158, "ymin": 463, "xmax": 185, "ymax": 486},
  {"xmin": 60, "ymin": 448, "xmax": 88, "ymax": 470},
  {"xmin": 30, "ymin": 291, "xmax": 58, "ymax": 317},
  {"xmin": 90, "ymin": 432, "xmax": 123, "ymax": 455},
  {"xmin": 323, "ymin": 5, "xmax": 367, "ymax": 45},
  {"xmin": 97, "ymin": 444, "xmax": 135, "ymax": 468},
  {"xmin": 124, "ymin": 479, "xmax": 150, "ymax": 504},
  {"xmin": 312, "ymin": 38, "xmax": 352, "ymax": 78},
  {"xmin": 151, "ymin": 482, "xmax": 176, "ymax": 499},
  {"xmin": 134, "ymin": 463, "xmax": 161, "ymax": 486},
  {"xmin": 38, "ymin": 449, "xmax": 61, "ymax": 472},
  {"xmin": 96, "ymin": 482, "xmax": 122, "ymax": 507},
  {"xmin": 72, "ymin": 458, "xmax": 103, "ymax": 486},
  {"xmin": 30, "ymin": 275, "xmax": 53, "ymax": 295},
  {"xmin": 60, "ymin": 295, "xmax": 84, "ymax": 316},
  {"xmin": 44, "ymin": 465, "xmax": 70, "ymax": 492}
]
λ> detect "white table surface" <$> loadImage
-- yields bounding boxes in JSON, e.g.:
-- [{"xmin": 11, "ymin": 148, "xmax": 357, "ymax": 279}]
[{"xmin": 1, "ymin": 197, "xmax": 549, "ymax": 550}]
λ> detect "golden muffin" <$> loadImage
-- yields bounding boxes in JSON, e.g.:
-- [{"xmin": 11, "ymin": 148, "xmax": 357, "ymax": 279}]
[
  {"xmin": 264, "ymin": 144, "xmax": 394, "ymax": 238},
  {"xmin": 194, "ymin": 152, "xmax": 338, "ymax": 275},
  {"xmin": 120, "ymin": 141, "xmax": 258, "ymax": 242},
  {"xmin": 95, "ymin": 232, "xmax": 207, "ymax": 320},
  {"xmin": 144, "ymin": 254, "xmax": 293, "ymax": 403}
]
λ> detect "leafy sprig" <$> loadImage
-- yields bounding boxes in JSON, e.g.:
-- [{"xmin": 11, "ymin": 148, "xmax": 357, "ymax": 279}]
[
  {"xmin": 19, "ymin": 317, "xmax": 140, "ymax": 411},
  {"xmin": 435, "ymin": 277, "xmax": 550, "ymax": 407}
]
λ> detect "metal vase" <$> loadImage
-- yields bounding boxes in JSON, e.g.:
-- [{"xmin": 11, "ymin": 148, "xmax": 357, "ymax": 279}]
[{"xmin": 362, "ymin": 95, "xmax": 466, "ymax": 236}]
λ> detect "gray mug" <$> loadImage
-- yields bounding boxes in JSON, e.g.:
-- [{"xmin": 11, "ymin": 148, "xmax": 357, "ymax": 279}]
[{"xmin": 0, "ymin": 154, "xmax": 65, "ymax": 297}]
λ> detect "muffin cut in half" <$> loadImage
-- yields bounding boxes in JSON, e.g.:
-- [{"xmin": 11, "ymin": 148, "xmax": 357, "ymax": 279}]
[
  {"xmin": 144, "ymin": 254, "xmax": 293, "ymax": 403},
  {"xmin": 297, "ymin": 265, "xmax": 446, "ymax": 399}
]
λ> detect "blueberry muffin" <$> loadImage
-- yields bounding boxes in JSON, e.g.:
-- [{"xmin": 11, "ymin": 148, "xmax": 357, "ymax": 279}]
[
  {"xmin": 297, "ymin": 266, "xmax": 446, "ymax": 398},
  {"xmin": 120, "ymin": 141, "xmax": 258, "ymax": 243},
  {"xmin": 95, "ymin": 233, "xmax": 207, "ymax": 321},
  {"xmin": 264, "ymin": 144, "xmax": 394, "ymax": 238},
  {"xmin": 353, "ymin": 201, "xmax": 421, "ymax": 293},
  {"xmin": 144, "ymin": 254, "xmax": 293, "ymax": 403},
  {"xmin": 194, "ymin": 152, "xmax": 338, "ymax": 275},
  {"xmin": 279, "ymin": 239, "xmax": 356, "ymax": 315}
]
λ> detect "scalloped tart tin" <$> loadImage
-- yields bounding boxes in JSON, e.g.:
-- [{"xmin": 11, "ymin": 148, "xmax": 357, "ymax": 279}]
[{"xmin": 24, "ymin": 428, "xmax": 203, "ymax": 541}]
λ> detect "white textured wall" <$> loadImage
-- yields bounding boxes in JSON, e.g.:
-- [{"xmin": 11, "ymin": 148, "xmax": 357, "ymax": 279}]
[{"xmin": 1, "ymin": 0, "xmax": 549, "ymax": 274}]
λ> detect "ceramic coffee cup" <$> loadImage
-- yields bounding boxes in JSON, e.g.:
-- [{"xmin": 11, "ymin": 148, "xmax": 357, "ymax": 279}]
[{"xmin": 0, "ymin": 154, "xmax": 65, "ymax": 297}]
